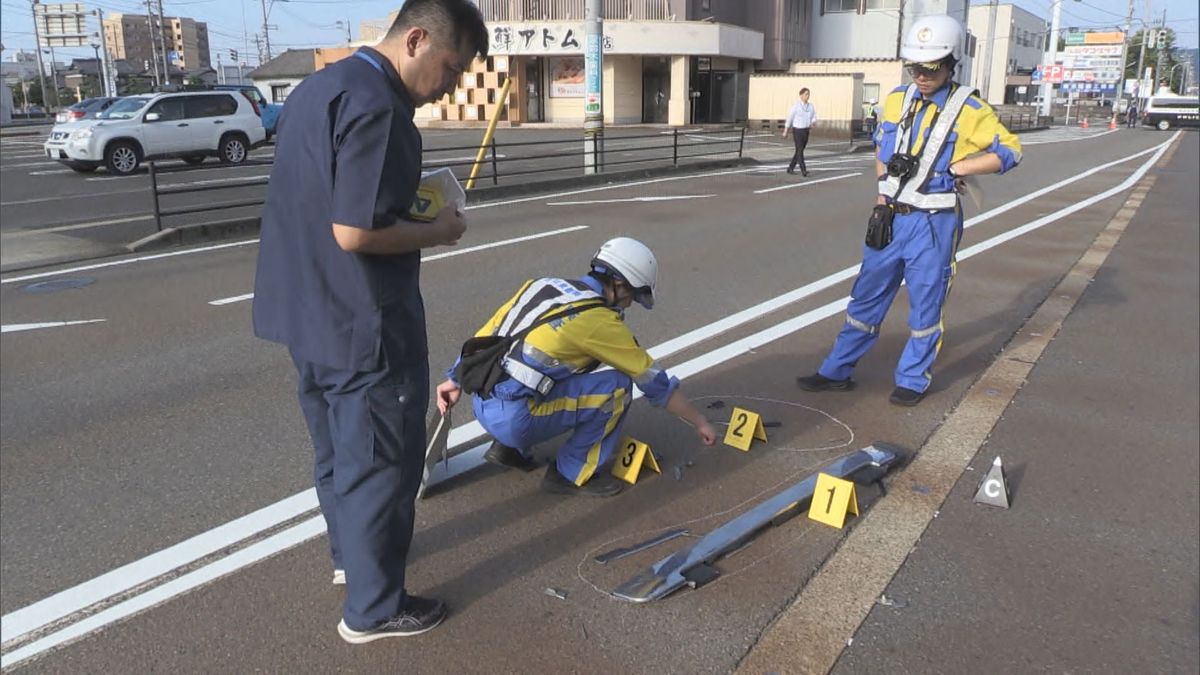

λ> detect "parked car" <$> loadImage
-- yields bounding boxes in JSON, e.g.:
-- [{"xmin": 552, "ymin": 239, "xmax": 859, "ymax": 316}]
[
  {"xmin": 55, "ymin": 97, "xmax": 121, "ymax": 124},
  {"xmin": 211, "ymin": 84, "xmax": 280, "ymax": 139},
  {"xmin": 1141, "ymin": 95, "xmax": 1200, "ymax": 130},
  {"xmin": 42, "ymin": 91, "xmax": 268, "ymax": 175}
]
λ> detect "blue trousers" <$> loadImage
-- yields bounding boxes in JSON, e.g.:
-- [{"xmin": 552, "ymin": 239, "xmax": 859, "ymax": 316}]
[
  {"xmin": 292, "ymin": 348, "xmax": 429, "ymax": 631},
  {"xmin": 819, "ymin": 208, "xmax": 962, "ymax": 393},
  {"xmin": 474, "ymin": 370, "xmax": 632, "ymax": 485}
]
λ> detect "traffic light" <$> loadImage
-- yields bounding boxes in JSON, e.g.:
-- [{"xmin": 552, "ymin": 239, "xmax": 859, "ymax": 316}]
[{"xmin": 230, "ymin": 49, "xmax": 239, "ymax": 61}]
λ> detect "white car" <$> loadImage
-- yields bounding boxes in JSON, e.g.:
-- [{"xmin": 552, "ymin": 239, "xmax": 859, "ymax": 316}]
[{"xmin": 43, "ymin": 91, "xmax": 268, "ymax": 175}]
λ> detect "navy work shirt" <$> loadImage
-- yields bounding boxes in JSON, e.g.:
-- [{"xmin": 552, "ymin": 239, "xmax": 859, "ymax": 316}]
[{"xmin": 253, "ymin": 47, "xmax": 427, "ymax": 373}]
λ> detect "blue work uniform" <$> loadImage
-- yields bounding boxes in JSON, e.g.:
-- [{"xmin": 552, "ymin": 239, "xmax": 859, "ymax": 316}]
[
  {"xmin": 252, "ymin": 47, "xmax": 428, "ymax": 632},
  {"xmin": 818, "ymin": 81, "xmax": 1021, "ymax": 393},
  {"xmin": 451, "ymin": 276, "xmax": 679, "ymax": 486}
]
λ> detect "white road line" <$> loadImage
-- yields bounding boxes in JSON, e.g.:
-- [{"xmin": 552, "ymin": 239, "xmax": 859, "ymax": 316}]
[
  {"xmin": 28, "ymin": 169, "xmax": 73, "ymax": 176},
  {"xmin": 1021, "ymin": 127, "xmax": 1119, "ymax": 145},
  {"xmin": 0, "ymin": 319, "xmax": 106, "ymax": 333},
  {"xmin": 0, "ymin": 135, "xmax": 1176, "ymax": 660},
  {"xmin": 4, "ymin": 215, "xmax": 154, "ymax": 236},
  {"xmin": 1, "ymin": 134, "xmax": 1176, "ymax": 667},
  {"xmin": 1, "ymin": 240, "xmax": 260, "ymax": 285},
  {"xmin": 547, "ymin": 195, "xmax": 715, "ymax": 206},
  {"xmin": 205, "ymin": 225, "xmax": 591, "ymax": 306},
  {"xmin": 425, "ymin": 154, "xmax": 507, "ymax": 165},
  {"xmin": 0, "ymin": 188, "xmax": 145, "ymax": 207},
  {"xmin": 754, "ymin": 172, "xmax": 863, "ymax": 194}
]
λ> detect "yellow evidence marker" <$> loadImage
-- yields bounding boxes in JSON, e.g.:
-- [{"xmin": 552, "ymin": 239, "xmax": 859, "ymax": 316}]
[
  {"xmin": 723, "ymin": 407, "xmax": 768, "ymax": 452},
  {"xmin": 807, "ymin": 473, "xmax": 860, "ymax": 529},
  {"xmin": 612, "ymin": 436, "xmax": 662, "ymax": 485}
]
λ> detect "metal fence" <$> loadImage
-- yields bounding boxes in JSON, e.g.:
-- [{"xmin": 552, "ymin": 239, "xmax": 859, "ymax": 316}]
[{"xmin": 147, "ymin": 127, "xmax": 747, "ymax": 231}]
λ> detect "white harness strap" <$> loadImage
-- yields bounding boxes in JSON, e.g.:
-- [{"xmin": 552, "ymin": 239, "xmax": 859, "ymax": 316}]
[
  {"xmin": 879, "ymin": 84, "xmax": 976, "ymax": 211},
  {"xmin": 493, "ymin": 278, "xmax": 603, "ymax": 396}
]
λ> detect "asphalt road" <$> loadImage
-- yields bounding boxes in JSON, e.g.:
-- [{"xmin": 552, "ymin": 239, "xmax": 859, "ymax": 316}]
[
  {"xmin": 0, "ymin": 126, "xmax": 1191, "ymax": 671},
  {"xmin": 0, "ymin": 126, "xmax": 776, "ymax": 249}
]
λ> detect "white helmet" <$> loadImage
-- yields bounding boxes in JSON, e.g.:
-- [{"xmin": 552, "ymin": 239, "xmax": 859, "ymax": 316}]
[
  {"xmin": 591, "ymin": 237, "xmax": 658, "ymax": 309},
  {"xmin": 901, "ymin": 15, "xmax": 964, "ymax": 64}
]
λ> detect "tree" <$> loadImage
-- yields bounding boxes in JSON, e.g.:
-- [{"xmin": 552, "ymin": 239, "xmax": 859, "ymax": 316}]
[{"xmin": 14, "ymin": 79, "xmax": 44, "ymax": 107}]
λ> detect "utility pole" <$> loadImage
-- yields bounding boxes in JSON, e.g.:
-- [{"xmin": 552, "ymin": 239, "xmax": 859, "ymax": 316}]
[
  {"xmin": 1117, "ymin": 0, "xmax": 1133, "ymax": 106},
  {"xmin": 254, "ymin": 33, "xmax": 263, "ymax": 65},
  {"xmin": 583, "ymin": 0, "xmax": 603, "ymax": 175},
  {"xmin": 1154, "ymin": 9, "xmax": 1166, "ymax": 93},
  {"xmin": 144, "ymin": 0, "xmax": 161, "ymax": 87},
  {"xmin": 980, "ymin": 0, "xmax": 999, "ymax": 103},
  {"xmin": 1039, "ymin": 0, "xmax": 1061, "ymax": 118},
  {"xmin": 157, "ymin": 0, "xmax": 170, "ymax": 85},
  {"xmin": 95, "ymin": 8, "xmax": 116, "ymax": 97},
  {"xmin": 29, "ymin": 0, "xmax": 53, "ymax": 110},
  {"xmin": 260, "ymin": 0, "xmax": 272, "ymax": 62}
]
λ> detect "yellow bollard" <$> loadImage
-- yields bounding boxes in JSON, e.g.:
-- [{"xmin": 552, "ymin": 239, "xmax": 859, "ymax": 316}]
[{"xmin": 465, "ymin": 76, "xmax": 512, "ymax": 190}]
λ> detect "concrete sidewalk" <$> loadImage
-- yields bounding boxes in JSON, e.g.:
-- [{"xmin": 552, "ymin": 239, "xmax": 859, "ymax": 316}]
[{"xmin": 827, "ymin": 136, "xmax": 1199, "ymax": 671}]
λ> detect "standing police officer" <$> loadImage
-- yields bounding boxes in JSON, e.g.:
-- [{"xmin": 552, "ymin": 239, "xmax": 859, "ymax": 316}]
[
  {"xmin": 434, "ymin": 238, "xmax": 718, "ymax": 497},
  {"xmin": 252, "ymin": 0, "xmax": 487, "ymax": 644},
  {"xmin": 795, "ymin": 15, "xmax": 1021, "ymax": 406}
]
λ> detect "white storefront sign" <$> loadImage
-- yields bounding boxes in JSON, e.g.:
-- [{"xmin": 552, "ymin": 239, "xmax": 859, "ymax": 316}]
[{"xmin": 486, "ymin": 21, "xmax": 763, "ymax": 60}]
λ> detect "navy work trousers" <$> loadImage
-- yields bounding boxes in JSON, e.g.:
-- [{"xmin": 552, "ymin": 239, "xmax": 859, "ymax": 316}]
[
  {"xmin": 789, "ymin": 128, "xmax": 811, "ymax": 174},
  {"xmin": 291, "ymin": 346, "xmax": 429, "ymax": 631}
]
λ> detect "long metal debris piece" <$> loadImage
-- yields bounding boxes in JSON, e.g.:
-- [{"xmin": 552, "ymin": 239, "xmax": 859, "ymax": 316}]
[
  {"xmin": 611, "ymin": 443, "xmax": 904, "ymax": 603},
  {"xmin": 594, "ymin": 528, "xmax": 690, "ymax": 565}
]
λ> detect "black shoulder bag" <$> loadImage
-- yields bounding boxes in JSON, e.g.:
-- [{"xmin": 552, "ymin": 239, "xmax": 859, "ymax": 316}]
[{"xmin": 454, "ymin": 301, "xmax": 607, "ymax": 398}]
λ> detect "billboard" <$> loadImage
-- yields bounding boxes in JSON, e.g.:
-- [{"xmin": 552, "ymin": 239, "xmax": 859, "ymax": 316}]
[
  {"xmin": 1063, "ymin": 31, "xmax": 1125, "ymax": 46},
  {"xmin": 34, "ymin": 3, "xmax": 89, "ymax": 48}
]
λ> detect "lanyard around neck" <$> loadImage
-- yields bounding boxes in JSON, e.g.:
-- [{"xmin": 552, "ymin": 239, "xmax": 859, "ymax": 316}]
[{"xmin": 354, "ymin": 51, "xmax": 385, "ymax": 75}]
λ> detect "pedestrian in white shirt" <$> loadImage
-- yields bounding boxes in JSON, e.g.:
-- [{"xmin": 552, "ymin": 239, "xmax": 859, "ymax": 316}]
[{"xmin": 781, "ymin": 88, "xmax": 817, "ymax": 176}]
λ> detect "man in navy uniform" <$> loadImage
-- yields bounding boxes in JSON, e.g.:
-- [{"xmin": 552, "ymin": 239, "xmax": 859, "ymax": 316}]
[{"xmin": 252, "ymin": 0, "xmax": 487, "ymax": 643}]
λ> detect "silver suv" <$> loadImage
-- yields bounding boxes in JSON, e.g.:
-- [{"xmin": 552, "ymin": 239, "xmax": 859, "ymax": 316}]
[{"xmin": 43, "ymin": 91, "xmax": 268, "ymax": 175}]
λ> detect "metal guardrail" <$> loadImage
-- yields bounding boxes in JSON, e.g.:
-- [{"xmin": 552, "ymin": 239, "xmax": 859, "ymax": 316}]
[{"xmin": 147, "ymin": 127, "xmax": 747, "ymax": 231}]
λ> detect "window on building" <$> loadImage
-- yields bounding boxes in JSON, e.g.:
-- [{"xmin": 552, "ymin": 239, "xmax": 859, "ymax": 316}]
[
  {"xmin": 270, "ymin": 84, "xmax": 290, "ymax": 103},
  {"xmin": 865, "ymin": 0, "xmax": 901, "ymax": 9},
  {"xmin": 824, "ymin": 0, "xmax": 857, "ymax": 12}
]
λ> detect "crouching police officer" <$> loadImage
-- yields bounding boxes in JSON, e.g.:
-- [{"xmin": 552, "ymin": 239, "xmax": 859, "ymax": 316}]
[
  {"xmin": 435, "ymin": 237, "xmax": 718, "ymax": 497},
  {"xmin": 795, "ymin": 14, "xmax": 1022, "ymax": 406}
]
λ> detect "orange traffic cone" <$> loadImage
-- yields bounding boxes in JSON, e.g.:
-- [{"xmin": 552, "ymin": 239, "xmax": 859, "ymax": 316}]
[
  {"xmin": 1081, "ymin": 116, "xmax": 1089, "ymax": 129},
  {"xmin": 1109, "ymin": 116, "xmax": 1117, "ymax": 130}
]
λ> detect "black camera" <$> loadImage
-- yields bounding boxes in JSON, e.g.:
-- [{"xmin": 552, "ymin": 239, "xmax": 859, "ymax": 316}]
[{"xmin": 886, "ymin": 153, "xmax": 919, "ymax": 180}]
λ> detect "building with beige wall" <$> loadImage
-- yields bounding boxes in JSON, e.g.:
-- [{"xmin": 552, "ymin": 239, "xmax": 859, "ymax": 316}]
[
  {"xmin": 103, "ymin": 13, "xmax": 210, "ymax": 74},
  {"xmin": 968, "ymin": 3, "xmax": 1047, "ymax": 104}
]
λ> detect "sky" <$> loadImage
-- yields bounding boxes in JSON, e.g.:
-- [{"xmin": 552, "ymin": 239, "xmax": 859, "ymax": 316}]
[{"xmin": 1, "ymin": 0, "xmax": 1197, "ymax": 67}]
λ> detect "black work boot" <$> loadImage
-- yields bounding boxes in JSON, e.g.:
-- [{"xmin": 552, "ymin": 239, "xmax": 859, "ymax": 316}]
[
  {"xmin": 888, "ymin": 386, "xmax": 926, "ymax": 407},
  {"xmin": 795, "ymin": 372, "xmax": 856, "ymax": 392},
  {"xmin": 484, "ymin": 441, "xmax": 539, "ymax": 472},
  {"xmin": 540, "ymin": 464, "xmax": 625, "ymax": 497}
]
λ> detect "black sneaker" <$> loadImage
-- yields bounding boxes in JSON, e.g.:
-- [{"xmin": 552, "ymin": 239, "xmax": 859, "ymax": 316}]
[
  {"xmin": 337, "ymin": 596, "xmax": 447, "ymax": 643},
  {"xmin": 889, "ymin": 386, "xmax": 926, "ymax": 407},
  {"xmin": 795, "ymin": 372, "xmax": 856, "ymax": 392},
  {"xmin": 483, "ymin": 441, "xmax": 539, "ymax": 472},
  {"xmin": 540, "ymin": 464, "xmax": 625, "ymax": 497}
]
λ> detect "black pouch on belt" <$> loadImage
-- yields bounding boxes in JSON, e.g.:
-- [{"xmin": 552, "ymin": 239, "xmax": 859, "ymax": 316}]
[{"xmin": 866, "ymin": 203, "xmax": 894, "ymax": 250}]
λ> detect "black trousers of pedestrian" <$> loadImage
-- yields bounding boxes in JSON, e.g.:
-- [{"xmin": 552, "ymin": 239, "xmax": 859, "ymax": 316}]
[
  {"xmin": 788, "ymin": 128, "xmax": 810, "ymax": 174},
  {"xmin": 291, "ymin": 336, "xmax": 430, "ymax": 631}
]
